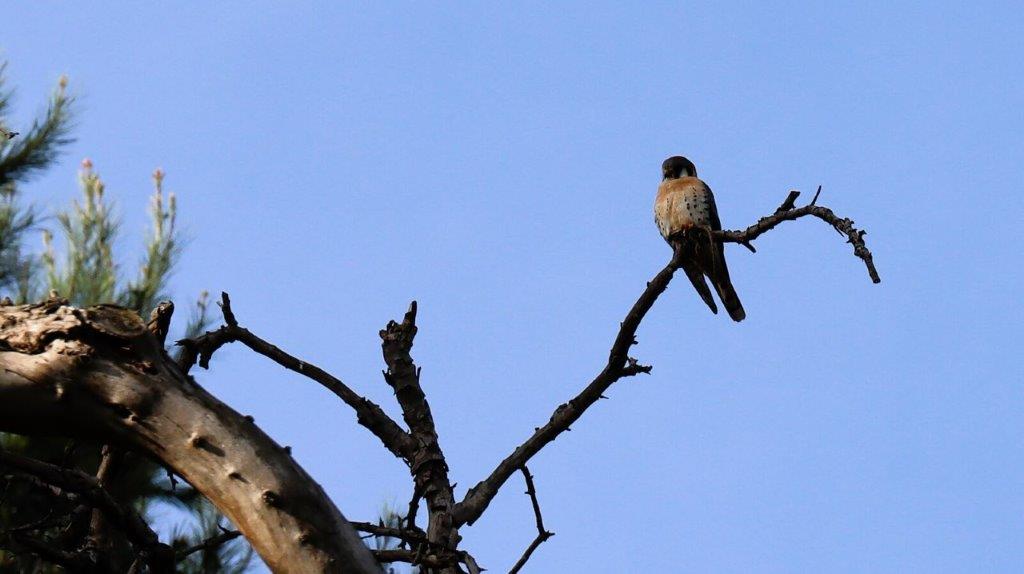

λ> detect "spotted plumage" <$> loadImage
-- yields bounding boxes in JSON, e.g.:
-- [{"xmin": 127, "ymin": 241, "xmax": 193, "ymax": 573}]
[{"xmin": 654, "ymin": 156, "xmax": 745, "ymax": 321}]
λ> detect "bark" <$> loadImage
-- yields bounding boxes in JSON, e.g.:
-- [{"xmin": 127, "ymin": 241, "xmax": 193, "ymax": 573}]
[{"xmin": 0, "ymin": 300, "xmax": 380, "ymax": 574}]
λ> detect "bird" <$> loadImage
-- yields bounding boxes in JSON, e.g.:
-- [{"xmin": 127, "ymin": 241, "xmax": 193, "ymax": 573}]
[{"xmin": 654, "ymin": 156, "xmax": 745, "ymax": 321}]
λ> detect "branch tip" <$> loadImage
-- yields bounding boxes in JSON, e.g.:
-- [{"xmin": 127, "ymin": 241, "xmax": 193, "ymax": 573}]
[
  {"xmin": 218, "ymin": 292, "xmax": 237, "ymax": 327},
  {"xmin": 810, "ymin": 184, "xmax": 823, "ymax": 206}
]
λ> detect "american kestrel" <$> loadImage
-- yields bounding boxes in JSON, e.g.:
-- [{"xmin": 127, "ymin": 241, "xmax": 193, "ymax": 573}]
[{"xmin": 654, "ymin": 156, "xmax": 745, "ymax": 321}]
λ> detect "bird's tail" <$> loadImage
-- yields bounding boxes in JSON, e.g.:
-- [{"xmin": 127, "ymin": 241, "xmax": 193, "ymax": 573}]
[
  {"xmin": 712, "ymin": 276, "xmax": 745, "ymax": 322},
  {"xmin": 680, "ymin": 259, "xmax": 718, "ymax": 315},
  {"xmin": 708, "ymin": 245, "xmax": 745, "ymax": 322}
]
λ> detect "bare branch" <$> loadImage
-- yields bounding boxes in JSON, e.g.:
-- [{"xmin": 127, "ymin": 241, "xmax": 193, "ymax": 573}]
[
  {"xmin": 454, "ymin": 192, "xmax": 880, "ymax": 527},
  {"xmin": 146, "ymin": 301, "xmax": 174, "ymax": 346},
  {"xmin": 177, "ymin": 292, "xmax": 417, "ymax": 461},
  {"xmin": 0, "ymin": 301, "xmax": 381, "ymax": 573},
  {"xmin": 380, "ymin": 301, "xmax": 458, "ymax": 550},
  {"xmin": 621, "ymin": 356, "xmax": 653, "ymax": 378},
  {"xmin": 406, "ymin": 486, "xmax": 423, "ymax": 533},
  {"xmin": 775, "ymin": 190, "xmax": 802, "ymax": 213},
  {"xmin": 453, "ymin": 251, "xmax": 679, "ymax": 527},
  {"xmin": 372, "ymin": 548, "xmax": 457, "ymax": 569},
  {"xmin": 508, "ymin": 466, "xmax": 553, "ymax": 574},
  {"xmin": 373, "ymin": 547, "xmax": 481, "ymax": 573},
  {"xmin": 714, "ymin": 189, "xmax": 881, "ymax": 283},
  {"xmin": 350, "ymin": 521, "xmax": 425, "ymax": 545}
]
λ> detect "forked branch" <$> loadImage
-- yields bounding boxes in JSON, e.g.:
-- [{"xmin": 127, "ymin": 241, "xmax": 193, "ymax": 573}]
[
  {"xmin": 715, "ymin": 187, "xmax": 880, "ymax": 283},
  {"xmin": 453, "ymin": 189, "xmax": 879, "ymax": 527},
  {"xmin": 508, "ymin": 466, "xmax": 554, "ymax": 574}
]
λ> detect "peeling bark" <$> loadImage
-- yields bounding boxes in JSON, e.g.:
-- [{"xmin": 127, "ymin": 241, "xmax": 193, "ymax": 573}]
[{"xmin": 0, "ymin": 301, "xmax": 379, "ymax": 574}]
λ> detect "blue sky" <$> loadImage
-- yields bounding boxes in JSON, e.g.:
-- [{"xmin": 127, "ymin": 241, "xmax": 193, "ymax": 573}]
[{"xmin": 5, "ymin": 2, "xmax": 1023, "ymax": 572}]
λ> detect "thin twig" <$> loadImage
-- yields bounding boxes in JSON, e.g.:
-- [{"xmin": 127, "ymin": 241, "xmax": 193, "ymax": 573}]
[
  {"xmin": 714, "ymin": 190, "xmax": 881, "ymax": 283},
  {"xmin": 508, "ymin": 466, "xmax": 553, "ymax": 574},
  {"xmin": 400, "ymin": 486, "xmax": 423, "ymax": 549},
  {"xmin": 453, "ymin": 249, "xmax": 681, "ymax": 527}
]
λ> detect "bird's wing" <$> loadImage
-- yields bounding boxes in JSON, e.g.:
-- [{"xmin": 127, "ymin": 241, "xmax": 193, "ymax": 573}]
[
  {"xmin": 699, "ymin": 181, "xmax": 745, "ymax": 321},
  {"xmin": 703, "ymin": 181, "xmax": 722, "ymax": 231}
]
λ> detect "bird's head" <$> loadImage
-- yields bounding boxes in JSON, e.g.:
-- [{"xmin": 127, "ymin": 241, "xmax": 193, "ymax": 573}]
[{"xmin": 661, "ymin": 156, "xmax": 696, "ymax": 180}]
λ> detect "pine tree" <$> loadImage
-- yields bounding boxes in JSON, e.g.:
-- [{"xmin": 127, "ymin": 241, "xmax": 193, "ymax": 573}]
[{"xmin": 0, "ymin": 62, "xmax": 252, "ymax": 573}]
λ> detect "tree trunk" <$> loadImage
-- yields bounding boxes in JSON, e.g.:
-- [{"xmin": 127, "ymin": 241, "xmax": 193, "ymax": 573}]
[{"xmin": 0, "ymin": 301, "xmax": 380, "ymax": 574}]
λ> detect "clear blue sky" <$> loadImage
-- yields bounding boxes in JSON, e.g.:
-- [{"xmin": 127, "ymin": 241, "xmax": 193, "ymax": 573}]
[{"xmin": 5, "ymin": 2, "xmax": 1023, "ymax": 572}]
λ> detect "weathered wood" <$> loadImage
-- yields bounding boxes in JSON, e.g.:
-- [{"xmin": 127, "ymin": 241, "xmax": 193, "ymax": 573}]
[{"xmin": 0, "ymin": 301, "xmax": 379, "ymax": 574}]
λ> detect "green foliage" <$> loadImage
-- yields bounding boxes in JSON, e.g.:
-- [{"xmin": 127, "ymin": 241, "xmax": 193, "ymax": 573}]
[
  {"xmin": 0, "ymin": 63, "xmax": 73, "ymax": 300},
  {"xmin": 0, "ymin": 62, "xmax": 254, "ymax": 572},
  {"xmin": 0, "ymin": 64, "xmax": 74, "ymax": 188},
  {"xmin": 122, "ymin": 168, "xmax": 181, "ymax": 313},
  {"xmin": 0, "ymin": 184, "xmax": 35, "ymax": 299},
  {"xmin": 40, "ymin": 161, "xmax": 182, "ymax": 312},
  {"xmin": 41, "ymin": 159, "xmax": 119, "ymax": 306}
]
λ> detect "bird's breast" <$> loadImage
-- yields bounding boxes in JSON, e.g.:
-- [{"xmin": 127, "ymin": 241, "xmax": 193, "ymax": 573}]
[{"xmin": 654, "ymin": 178, "xmax": 712, "ymax": 239}]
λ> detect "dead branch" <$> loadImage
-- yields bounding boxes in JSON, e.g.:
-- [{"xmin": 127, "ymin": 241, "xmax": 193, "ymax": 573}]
[
  {"xmin": 350, "ymin": 521, "xmax": 426, "ymax": 545},
  {"xmin": 0, "ymin": 186, "xmax": 879, "ymax": 573},
  {"xmin": 508, "ymin": 466, "xmax": 553, "ymax": 574},
  {"xmin": 379, "ymin": 301, "xmax": 459, "ymax": 555},
  {"xmin": 0, "ymin": 302, "xmax": 380, "ymax": 573},
  {"xmin": 454, "ymin": 191, "xmax": 878, "ymax": 527},
  {"xmin": 452, "ymin": 250, "xmax": 680, "ymax": 527},
  {"xmin": 146, "ymin": 301, "xmax": 174, "ymax": 346},
  {"xmin": 177, "ymin": 292, "xmax": 416, "ymax": 461},
  {"xmin": 373, "ymin": 547, "xmax": 482, "ymax": 573},
  {"xmin": 714, "ymin": 188, "xmax": 881, "ymax": 283}
]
